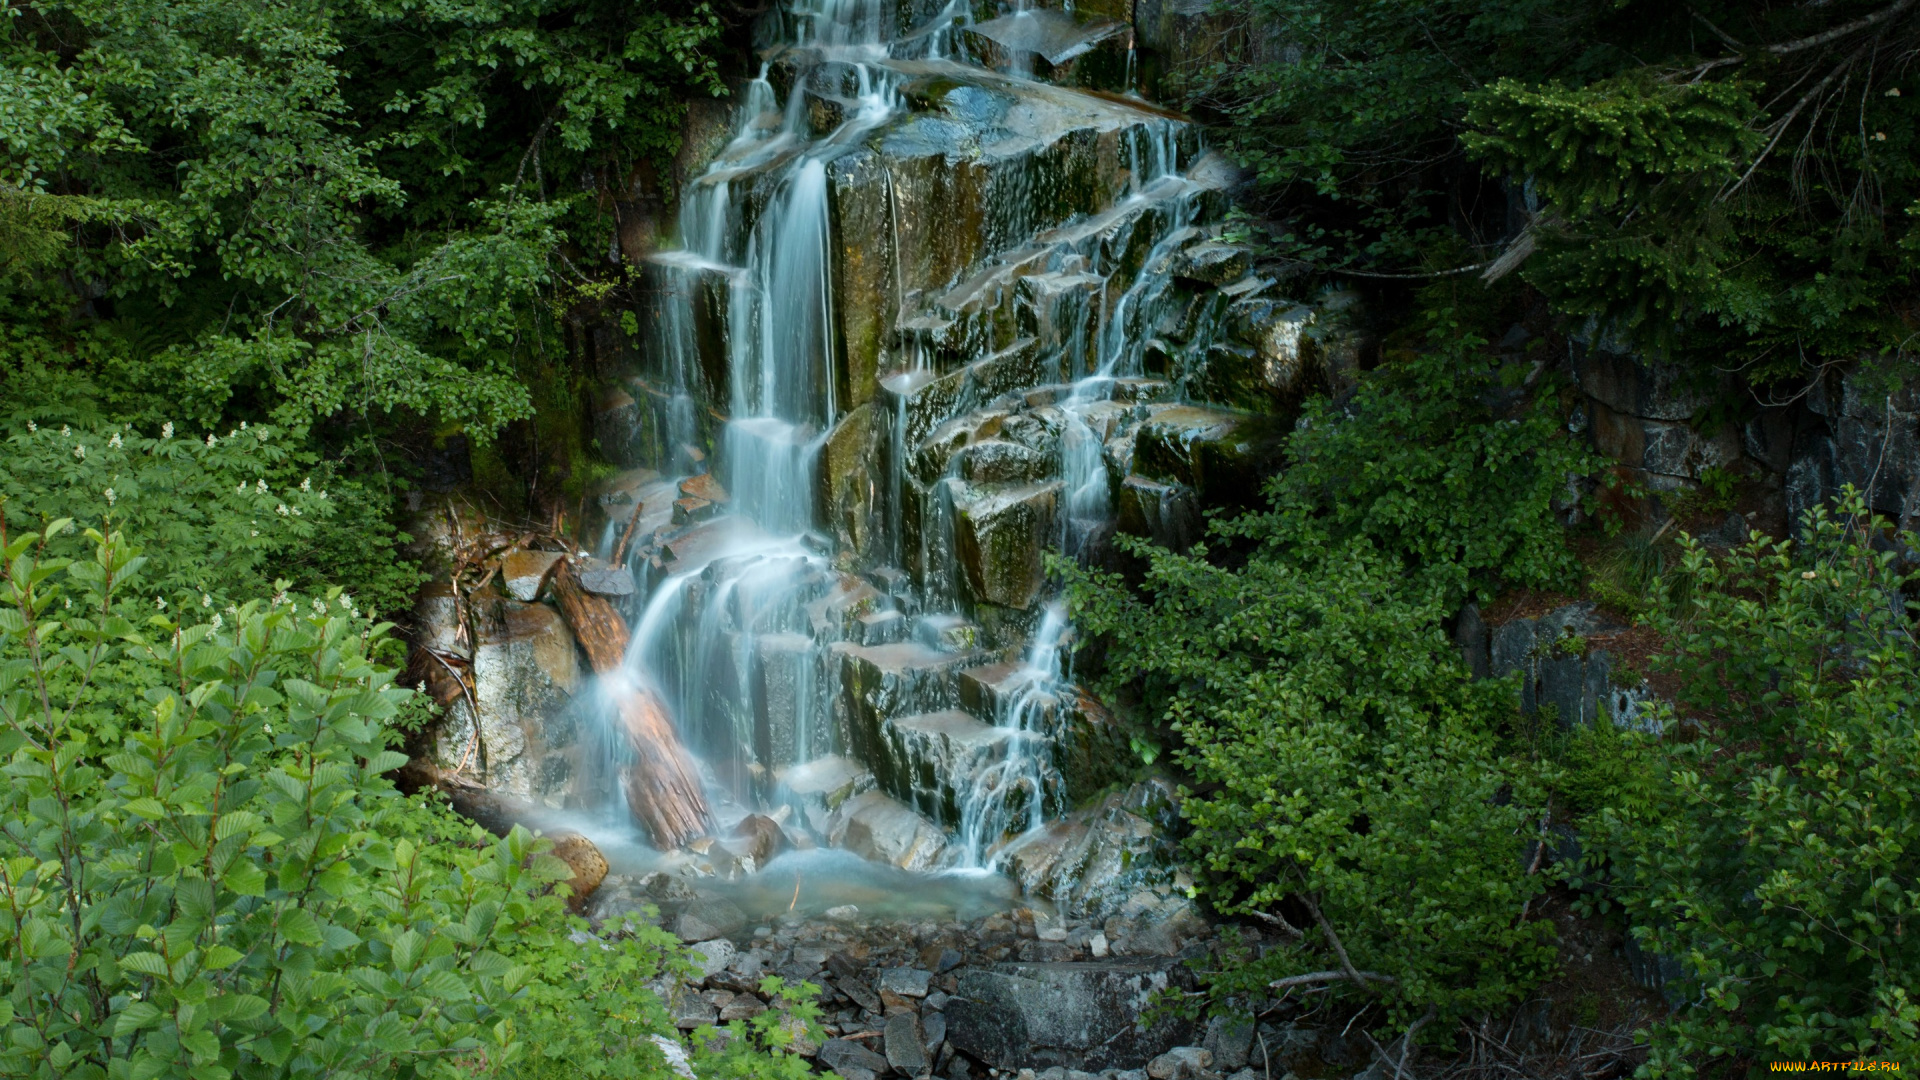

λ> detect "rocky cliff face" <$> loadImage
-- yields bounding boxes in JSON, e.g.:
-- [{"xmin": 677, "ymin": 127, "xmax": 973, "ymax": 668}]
[{"xmin": 401, "ymin": 0, "xmax": 1350, "ymax": 919}]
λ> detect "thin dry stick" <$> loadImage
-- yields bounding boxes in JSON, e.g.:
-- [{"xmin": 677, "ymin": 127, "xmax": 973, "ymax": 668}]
[
  {"xmin": 423, "ymin": 648, "xmax": 484, "ymax": 775},
  {"xmin": 612, "ymin": 498, "xmax": 647, "ymax": 566},
  {"xmin": 1307, "ymin": 897, "xmax": 1384, "ymax": 992}
]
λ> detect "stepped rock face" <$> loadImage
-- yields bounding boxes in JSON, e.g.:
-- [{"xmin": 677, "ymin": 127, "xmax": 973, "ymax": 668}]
[{"xmin": 409, "ymin": 0, "xmax": 1355, "ymax": 897}]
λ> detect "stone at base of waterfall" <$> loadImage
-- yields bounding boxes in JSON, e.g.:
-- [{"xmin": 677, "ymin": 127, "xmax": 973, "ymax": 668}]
[
  {"xmin": 422, "ymin": 593, "xmax": 583, "ymax": 803},
  {"xmin": 547, "ymin": 832, "xmax": 609, "ymax": 911},
  {"xmin": 943, "ymin": 960, "xmax": 1199, "ymax": 1071},
  {"xmin": 821, "ymin": 1038, "xmax": 892, "ymax": 1080},
  {"xmin": 676, "ymin": 895, "xmax": 749, "ymax": 942},
  {"xmin": 998, "ymin": 779, "xmax": 1184, "ymax": 922},
  {"xmin": 829, "ymin": 790, "xmax": 949, "ymax": 871},
  {"xmin": 886, "ymin": 1012, "xmax": 930, "ymax": 1074},
  {"xmin": 780, "ymin": 755, "xmax": 876, "ymax": 835},
  {"xmin": 1146, "ymin": 1047, "xmax": 1212, "ymax": 1080},
  {"xmin": 689, "ymin": 938, "xmax": 736, "ymax": 979}
]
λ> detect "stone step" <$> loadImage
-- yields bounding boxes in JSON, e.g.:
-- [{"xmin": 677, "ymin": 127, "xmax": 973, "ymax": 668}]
[{"xmin": 881, "ymin": 708, "xmax": 1029, "ymax": 822}]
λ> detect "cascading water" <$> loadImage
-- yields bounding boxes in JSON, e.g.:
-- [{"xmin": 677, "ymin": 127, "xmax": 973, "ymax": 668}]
[{"xmin": 589, "ymin": 0, "xmax": 1244, "ymax": 884}]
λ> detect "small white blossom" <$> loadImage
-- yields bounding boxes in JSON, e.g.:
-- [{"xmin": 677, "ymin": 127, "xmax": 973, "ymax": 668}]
[
  {"xmin": 108, "ymin": 433, "xmax": 122, "ymax": 448},
  {"xmin": 206, "ymin": 433, "xmax": 217, "ymax": 447},
  {"xmin": 228, "ymin": 429, "xmax": 237, "ymax": 439},
  {"xmin": 154, "ymin": 597, "xmax": 167, "ymax": 610},
  {"xmin": 290, "ymin": 505, "xmax": 301, "ymax": 516},
  {"xmin": 73, "ymin": 444, "xmax": 86, "ymax": 460},
  {"xmin": 311, "ymin": 597, "xmax": 328, "ymax": 616},
  {"xmin": 338, "ymin": 594, "xmax": 354, "ymax": 610},
  {"xmin": 161, "ymin": 422, "xmax": 173, "ymax": 438},
  {"xmin": 1803, "ymin": 571, "xmax": 1817, "ymax": 581},
  {"xmin": 250, "ymin": 529, "xmax": 259, "ymax": 537},
  {"xmin": 62, "ymin": 596, "xmax": 71, "ymax": 609},
  {"xmin": 61, "ymin": 425, "xmax": 70, "ymax": 437},
  {"xmin": 271, "ymin": 590, "xmax": 288, "ymax": 606},
  {"xmin": 276, "ymin": 503, "xmax": 289, "ymax": 515},
  {"xmin": 237, "ymin": 482, "xmax": 247, "ymax": 494},
  {"xmin": 211, "ymin": 614, "xmax": 223, "ymax": 630},
  {"xmin": 27, "ymin": 421, "xmax": 37, "ymax": 432},
  {"xmin": 240, "ymin": 421, "xmax": 248, "ymax": 430},
  {"xmin": 103, "ymin": 488, "xmax": 116, "ymax": 506},
  {"xmin": 202, "ymin": 593, "xmax": 212, "ymax": 608},
  {"xmin": 318, "ymin": 489, "xmax": 327, "ymax": 499},
  {"xmin": 256, "ymin": 479, "xmax": 268, "ymax": 494},
  {"xmin": 300, "ymin": 477, "xmax": 311, "ymax": 491}
]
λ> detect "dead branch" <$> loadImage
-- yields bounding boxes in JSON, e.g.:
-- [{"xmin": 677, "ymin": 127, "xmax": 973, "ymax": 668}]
[
  {"xmin": 1305, "ymin": 895, "xmax": 1382, "ymax": 992},
  {"xmin": 1767, "ymin": 0, "xmax": 1916, "ymax": 53},
  {"xmin": 1268, "ymin": 970, "xmax": 1399, "ymax": 991},
  {"xmin": 612, "ymin": 498, "xmax": 647, "ymax": 567}
]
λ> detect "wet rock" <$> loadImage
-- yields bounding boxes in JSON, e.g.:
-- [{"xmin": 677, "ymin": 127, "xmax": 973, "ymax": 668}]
[
  {"xmin": 944, "ymin": 960, "xmax": 1199, "ymax": 1070},
  {"xmin": 821, "ymin": 1038, "xmax": 892, "ymax": 1080},
  {"xmin": 732, "ymin": 813, "xmax": 791, "ymax": 866},
  {"xmin": 676, "ymin": 896, "xmax": 750, "ymax": 942},
  {"xmin": 780, "ymin": 755, "xmax": 876, "ymax": 835},
  {"xmin": 501, "ymin": 549, "xmax": 563, "ymax": 601},
  {"xmin": 1171, "ymin": 242, "xmax": 1252, "ymax": 287},
  {"xmin": 886, "ymin": 1011, "xmax": 930, "ymax": 1073},
  {"xmin": 830, "ymin": 790, "xmax": 950, "ymax": 871},
  {"xmin": 1146, "ymin": 1047, "xmax": 1211, "ymax": 1080},
  {"xmin": 954, "ymin": 481, "xmax": 1062, "ymax": 609},
  {"xmin": 999, "ymin": 779, "xmax": 1183, "ymax": 920},
  {"xmin": 879, "ymin": 709, "xmax": 1016, "ymax": 822}
]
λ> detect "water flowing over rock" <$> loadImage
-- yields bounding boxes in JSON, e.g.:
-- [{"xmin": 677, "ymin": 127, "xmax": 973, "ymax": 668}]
[{"xmin": 406, "ymin": 0, "xmax": 1349, "ymax": 914}]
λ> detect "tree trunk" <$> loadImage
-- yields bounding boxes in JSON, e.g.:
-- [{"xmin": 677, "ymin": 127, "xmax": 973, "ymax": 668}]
[{"xmin": 550, "ymin": 558, "xmax": 712, "ymax": 849}]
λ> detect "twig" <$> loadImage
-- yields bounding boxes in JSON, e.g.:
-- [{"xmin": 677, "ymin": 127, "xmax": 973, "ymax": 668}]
[
  {"xmin": 1766, "ymin": 0, "xmax": 1915, "ymax": 54},
  {"xmin": 1248, "ymin": 908, "xmax": 1305, "ymax": 938},
  {"xmin": 1305, "ymin": 896, "xmax": 1380, "ymax": 992},
  {"xmin": 1268, "ymin": 970, "xmax": 1397, "ymax": 991},
  {"xmin": 423, "ymin": 648, "xmax": 484, "ymax": 776},
  {"xmin": 612, "ymin": 498, "xmax": 648, "ymax": 566},
  {"xmin": 1393, "ymin": 1005, "xmax": 1439, "ymax": 1080}
]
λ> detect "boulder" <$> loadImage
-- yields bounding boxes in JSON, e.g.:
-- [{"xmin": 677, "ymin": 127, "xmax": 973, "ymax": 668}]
[
  {"xmin": 1201, "ymin": 1015, "xmax": 1254, "ymax": 1072},
  {"xmin": 829, "ymin": 790, "xmax": 950, "ymax": 871},
  {"xmin": 690, "ymin": 938, "xmax": 737, "ymax": 980},
  {"xmin": 428, "ymin": 597, "xmax": 584, "ymax": 804},
  {"xmin": 944, "ymin": 960, "xmax": 1200, "ymax": 1070},
  {"xmin": 675, "ymin": 896, "xmax": 750, "ymax": 942},
  {"xmin": 731, "ymin": 813, "xmax": 791, "ymax": 866},
  {"xmin": 547, "ymin": 832, "xmax": 609, "ymax": 912},
  {"xmin": 877, "ymin": 968, "xmax": 934, "ymax": 998},
  {"xmin": 998, "ymin": 779, "xmax": 1183, "ymax": 920},
  {"xmin": 501, "ymin": 549, "xmax": 563, "ymax": 601}
]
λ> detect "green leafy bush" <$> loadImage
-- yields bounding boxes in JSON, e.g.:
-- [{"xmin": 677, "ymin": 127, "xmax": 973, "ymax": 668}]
[
  {"xmin": 1067, "ymin": 346, "xmax": 1589, "ymax": 1037},
  {"xmin": 1588, "ymin": 491, "xmax": 1920, "ymax": 1070},
  {"xmin": 1218, "ymin": 326, "xmax": 1594, "ymax": 607},
  {"xmin": 0, "ymin": 422, "xmax": 422, "ymax": 615},
  {"xmin": 0, "ymin": 517, "xmax": 814, "ymax": 1079}
]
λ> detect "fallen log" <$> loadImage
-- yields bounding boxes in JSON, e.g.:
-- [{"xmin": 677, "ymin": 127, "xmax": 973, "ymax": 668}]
[
  {"xmin": 550, "ymin": 557, "xmax": 712, "ymax": 849},
  {"xmin": 403, "ymin": 763, "xmax": 609, "ymax": 912}
]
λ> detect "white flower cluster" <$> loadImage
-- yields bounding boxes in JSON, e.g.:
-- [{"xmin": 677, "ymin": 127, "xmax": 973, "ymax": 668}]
[
  {"xmin": 161, "ymin": 422, "xmax": 174, "ymax": 438},
  {"xmin": 104, "ymin": 488, "xmax": 116, "ymax": 506}
]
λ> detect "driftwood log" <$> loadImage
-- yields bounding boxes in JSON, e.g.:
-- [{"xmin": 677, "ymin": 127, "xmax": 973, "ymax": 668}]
[{"xmin": 550, "ymin": 558, "xmax": 712, "ymax": 849}]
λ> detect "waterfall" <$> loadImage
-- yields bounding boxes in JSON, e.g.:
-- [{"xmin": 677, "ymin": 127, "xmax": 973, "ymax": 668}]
[{"xmin": 590, "ymin": 0, "xmax": 1237, "ymax": 875}]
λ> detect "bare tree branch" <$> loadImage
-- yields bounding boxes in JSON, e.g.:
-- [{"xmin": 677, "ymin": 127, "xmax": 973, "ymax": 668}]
[{"xmin": 1766, "ymin": 0, "xmax": 1916, "ymax": 54}]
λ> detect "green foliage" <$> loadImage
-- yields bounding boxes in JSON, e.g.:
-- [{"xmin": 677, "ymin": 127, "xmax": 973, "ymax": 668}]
[
  {"xmin": 1218, "ymin": 323, "xmax": 1594, "ymax": 606},
  {"xmin": 1071, "ymin": 539, "xmax": 1555, "ymax": 1027},
  {"xmin": 0, "ymin": 422, "xmax": 422, "ymax": 613},
  {"xmin": 1, "ymin": 0, "xmax": 723, "ymax": 439},
  {"xmin": 1586, "ymin": 491, "xmax": 1920, "ymax": 1069},
  {"xmin": 1198, "ymin": 0, "xmax": 1920, "ymax": 380},
  {"xmin": 1066, "ymin": 341, "xmax": 1590, "ymax": 1037},
  {"xmin": 0, "ymin": 521, "xmax": 555, "ymax": 1078}
]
